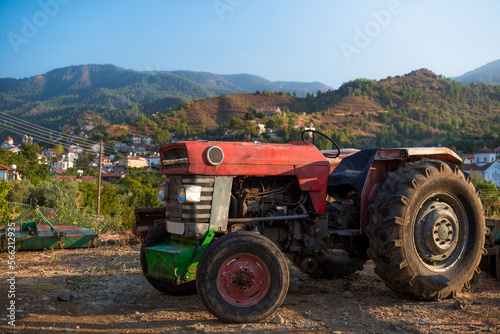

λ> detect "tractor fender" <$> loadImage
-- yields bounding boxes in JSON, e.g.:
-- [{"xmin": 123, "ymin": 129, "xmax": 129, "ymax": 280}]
[{"xmin": 359, "ymin": 147, "xmax": 462, "ymax": 232}]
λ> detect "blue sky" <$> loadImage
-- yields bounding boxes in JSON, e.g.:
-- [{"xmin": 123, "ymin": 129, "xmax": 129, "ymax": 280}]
[{"xmin": 1, "ymin": 0, "xmax": 499, "ymax": 88}]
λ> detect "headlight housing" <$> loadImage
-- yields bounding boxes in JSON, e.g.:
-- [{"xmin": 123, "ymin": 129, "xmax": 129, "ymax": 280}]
[
  {"xmin": 157, "ymin": 184, "xmax": 168, "ymax": 201},
  {"xmin": 177, "ymin": 185, "xmax": 202, "ymax": 203}
]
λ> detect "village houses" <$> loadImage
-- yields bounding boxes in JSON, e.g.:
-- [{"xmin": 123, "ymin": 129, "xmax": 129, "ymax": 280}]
[
  {"xmin": 462, "ymin": 146, "xmax": 500, "ymax": 186},
  {"xmin": 0, "ymin": 165, "xmax": 20, "ymax": 181}
]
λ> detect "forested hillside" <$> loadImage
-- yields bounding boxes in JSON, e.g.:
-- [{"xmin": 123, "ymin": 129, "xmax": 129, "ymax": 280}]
[
  {"xmin": 2, "ymin": 67, "xmax": 500, "ymax": 153},
  {"xmin": 121, "ymin": 68, "xmax": 500, "ymax": 152},
  {"xmin": 0, "ymin": 64, "xmax": 330, "ymax": 131}
]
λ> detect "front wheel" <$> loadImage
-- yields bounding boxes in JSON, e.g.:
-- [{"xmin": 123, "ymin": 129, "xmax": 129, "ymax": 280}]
[
  {"xmin": 196, "ymin": 231, "xmax": 289, "ymax": 323},
  {"xmin": 366, "ymin": 160, "xmax": 486, "ymax": 300}
]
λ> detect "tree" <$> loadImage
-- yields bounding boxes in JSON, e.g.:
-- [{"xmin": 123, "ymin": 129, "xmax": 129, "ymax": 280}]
[
  {"xmin": 153, "ymin": 129, "xmax": 172, "ymax": 146},
  {"xmin": 244, "ymin": 112, "xmax": 254, "ymax": 120},
  {"xmin": 55, "ymin": 143, "xmax": 64, "ymax": 156},
  {"xmin": 13, "ymin": 143, "xmax": 51, "ymax": 185},
  {"xmin": 6, "ymin": 179, "xmax": 32, "ymax": 204},
  {"xmin": 0, "ymin": 180, "xmax": 13, "ymax": 224}
]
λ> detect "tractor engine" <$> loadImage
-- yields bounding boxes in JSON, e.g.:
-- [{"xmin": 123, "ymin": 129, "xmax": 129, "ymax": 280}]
[
  {"xmin": 232, "ymin": 176, "xmax": 304, "ymax": 219},
  {"xmin": 326, "ymin": 198, "xmax": 361, "ymax": 231},
  {"xmin": 229, "ymin": 177, "xmax": 306, "ymax": 249}
]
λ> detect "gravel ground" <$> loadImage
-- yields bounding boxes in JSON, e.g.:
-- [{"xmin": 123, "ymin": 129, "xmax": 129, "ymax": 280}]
[{"xmin": 1, "ymin": 232, "xmax": 499, "ymax": 334}]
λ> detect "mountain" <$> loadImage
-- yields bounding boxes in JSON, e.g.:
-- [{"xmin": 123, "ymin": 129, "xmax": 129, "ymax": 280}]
[
  {"xmin": 453, "ymin": 59, "xmax": 500, "ymax": 85},
  {"xmin": 0, "ymin": 64, "xmax": 332, "ymax": 128},
  {"xmin": 170, "ymin": 71, "xmax": 331, "ymax": 96},
  {"xmin": 1, "ymin": 66, "xmax": 500, "ymax": 154},
  {"xmin": 144, "ymin": 68, "xmax": 500, "ymax": 151}
]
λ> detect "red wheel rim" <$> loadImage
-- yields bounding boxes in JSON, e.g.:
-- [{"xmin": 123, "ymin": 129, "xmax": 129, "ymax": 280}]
[{"xmin": 216, "ymin": 252, "xmax": 271, "ymax": 307}]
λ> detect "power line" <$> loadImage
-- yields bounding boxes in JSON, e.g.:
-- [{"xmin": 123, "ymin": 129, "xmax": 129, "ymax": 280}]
[
  {"xmin": 0, "ymin": 112, "xmax": 119, "ymax": 156},
  {"xmin": 0, "ymin": 111, "xmax": 99, "ymax": 147},
  {"xmin": 1, "ymin": 123, "xmax": 106, "ymax": 156},
  {"xmin": 0, "ymin": 115, "xmax": 116, "ymax": 156}
]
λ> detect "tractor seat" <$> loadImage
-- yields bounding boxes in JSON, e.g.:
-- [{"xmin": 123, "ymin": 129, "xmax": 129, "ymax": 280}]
[{"xmin": 327, "ymin": 148, "xmax": 379, "ymax": 198}]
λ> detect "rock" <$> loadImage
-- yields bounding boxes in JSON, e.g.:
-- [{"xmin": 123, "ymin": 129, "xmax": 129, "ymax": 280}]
[
  {"xmin": 453, "ymin": 300, "xmax": 468, "ymax": 310},
  {"xmin": 57, "ymin": 292, "xmax": 72, "ymax": 302},
  {"xmin": 390, "ymin": 322, "xmax": 405, "ymax": 332},
  {"xmin": 272, "ymin": 314, "xmax": 285, "ymax": 325},
  {"xmin": 343, "ymin": 290, "xmax": 353, "ymax": 299},
  {"xmin": 186, "ymin": 322, "xmax": 205, "ymax": 331}
]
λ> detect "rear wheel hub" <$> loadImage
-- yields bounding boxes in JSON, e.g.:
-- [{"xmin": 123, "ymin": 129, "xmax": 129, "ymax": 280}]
[{"xmin": 416, "ymin": 201, "xmax": 460, "ymax": 264}]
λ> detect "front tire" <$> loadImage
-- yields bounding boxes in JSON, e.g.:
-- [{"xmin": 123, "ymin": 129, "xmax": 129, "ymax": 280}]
[
  {"xmin": 140, "ymin": 220, "xmax": 197, "ymax": 295},
  {"xmin": 196, "ymin": 231, "xmax": 289, "ymax": 323},
  {"xmin": 366, "ymin": 160, "xmax": 485, "ymax": 300}
]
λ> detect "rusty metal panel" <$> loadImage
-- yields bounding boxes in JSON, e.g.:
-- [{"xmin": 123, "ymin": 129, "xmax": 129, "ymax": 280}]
[
  {"xmin": 376, "ymin": 147, "xmax": 462, "ymax": 164},
  {"xmin": 133, "ymin": 206, "xmax": 165, "ymax": 238},
  {"xmin": 208, "ymin": 176, "xmax": 233, "ymax": 233}
]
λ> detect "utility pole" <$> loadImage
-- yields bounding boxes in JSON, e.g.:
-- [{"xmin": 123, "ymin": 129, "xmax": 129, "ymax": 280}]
[{"xmin": 97, "ymin": 141, "xmax": 103, "ymax": 220}]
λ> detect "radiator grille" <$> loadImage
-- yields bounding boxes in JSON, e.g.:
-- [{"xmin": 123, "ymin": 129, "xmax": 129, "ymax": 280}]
[{"xmin": 165, "ymin": 175, "xmax": 214, "ymax": 223}]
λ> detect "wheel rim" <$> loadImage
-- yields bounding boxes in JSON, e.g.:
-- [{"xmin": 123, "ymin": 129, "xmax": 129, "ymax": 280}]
[
  {"xmin": 414, "ymin": 194, "xmax": 468, "ymax": 271},
  {"xmin": 216, "ymin": 253, "xmax": 271, "ymax": 307}
]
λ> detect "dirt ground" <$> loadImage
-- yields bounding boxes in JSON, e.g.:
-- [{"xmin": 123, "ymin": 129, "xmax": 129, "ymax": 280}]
[{"xmin": 1, "ymin": 232, "xmax": 499, "ymax": 334}]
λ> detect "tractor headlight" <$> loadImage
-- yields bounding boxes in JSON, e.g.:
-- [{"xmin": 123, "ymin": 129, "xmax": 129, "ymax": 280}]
[
  {"xmin": 177, "ymin": 185, "xmax": 202, "ymax": 203},
  {"xmin": 157, "ymin": 184, "xmax": 168, "ymax": 201}
]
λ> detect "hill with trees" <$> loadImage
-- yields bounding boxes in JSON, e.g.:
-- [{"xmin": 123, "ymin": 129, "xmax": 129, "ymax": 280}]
[
  {"xmin": 0, "ymin": 64, "xmax": 330, "ymax": 131},
  {"xmin": 1, "ymin": 66, "xmax": 500, "ymax": 154},
  {"xmin": 121, "ymin": 68, "xmax": 500, "ymax": 153}
]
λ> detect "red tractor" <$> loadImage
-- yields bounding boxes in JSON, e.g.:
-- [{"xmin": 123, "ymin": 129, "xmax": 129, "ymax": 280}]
[{"xmin": 139, "ymin": 130, "xmax": 486, "ymax": 323}]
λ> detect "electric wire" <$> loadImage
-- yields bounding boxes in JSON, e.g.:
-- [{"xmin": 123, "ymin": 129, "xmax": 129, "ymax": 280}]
[
  {"xmin": 0, "ymin": 112, "xmax": 118, "ymax": 156},
  {"xmin": 0, "ymin": 110, "xmax": 100, "ymax": 146}
]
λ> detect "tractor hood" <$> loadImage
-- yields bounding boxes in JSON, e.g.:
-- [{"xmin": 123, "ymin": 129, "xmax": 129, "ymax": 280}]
[
  {"xmin": 159, "ymin": 140, "xmax": 330, "ymax": 178},
  {"xmin": 160, "ymin": 140, "xmax": 332, "ymax": 212}
]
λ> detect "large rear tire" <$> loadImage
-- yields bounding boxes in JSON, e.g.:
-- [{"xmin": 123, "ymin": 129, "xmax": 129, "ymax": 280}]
[
  {"xmin": 366, "ymin": 160, "xmax": 486, "ymax": 300},
  {"xmin": 196, "ymin": 231, "xmax": 289, "ymax": 323},
  {"xmin": 140, "ymin": 220, "xmax": 197, "ymax": 295}
]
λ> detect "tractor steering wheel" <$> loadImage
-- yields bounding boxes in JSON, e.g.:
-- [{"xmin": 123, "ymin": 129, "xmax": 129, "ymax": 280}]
[{"xmin": 301, "ymin": 130, "xmax": 341, "ymax": 159}]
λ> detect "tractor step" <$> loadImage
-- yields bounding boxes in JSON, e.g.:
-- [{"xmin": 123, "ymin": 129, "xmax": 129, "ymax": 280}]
[{"xmin": 145, "ymin": 243, "xmax": 197, "ymax": 284}]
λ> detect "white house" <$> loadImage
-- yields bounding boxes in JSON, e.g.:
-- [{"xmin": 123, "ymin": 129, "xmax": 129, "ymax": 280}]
[
  {"xmin": 68, "ymin": 144, "xmax": 84, "ymax": 155},
  {"xmin": 460, "ymin": 154, "xmax": 475, "ymax": 164},
  {"xmin": 475, "ymin": 146, "xmax": 495, "ymax": 165},
  {"xmin": 146, "ymin": 153, "xmax": 161, "ymax": 166},
  {"xmin": 463, "ymin": 161, "xmax": 500, "ymax": 186},
  {"xmin": 114, "ymin": 142, "xmax": 127, "ymax": 151},
  {"xmin": 50, "ymin": 155, "xmax": 74, "ymax": 172},
  {"xmin": 64, "ymin": 150, "xmax": 79, "ymax": 162},
  {"xmin": 22, "ymin": 135, "xmax": 33, "ymax": 144},
  {"xmin": 45, "ymin": 148, "xmax": 56, "ymax": 159},
  {"xmin": 495, "ymin": 146, "xmax": 500, "ymax": 161},
  {"xmin": 142, "ymin": 137, "xmax": 154, "ymax": 145},
  {"xmin": 462, "ymin": 146, "xmax": 500, "ymax": 186},
  {"xmin": 0, "ymin": 165, "xmax": 20, "ymax": 181},
  {"xmin": 131, "ymin": 135, "xmax": 142, "ymax": 145},
  {"xmin": 1, "ymin": 136, "xmax": 14, "ymax": 149},
  {"xmin": 255, "ymin": 124, "xmax": 266, "ymax": 134}
]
